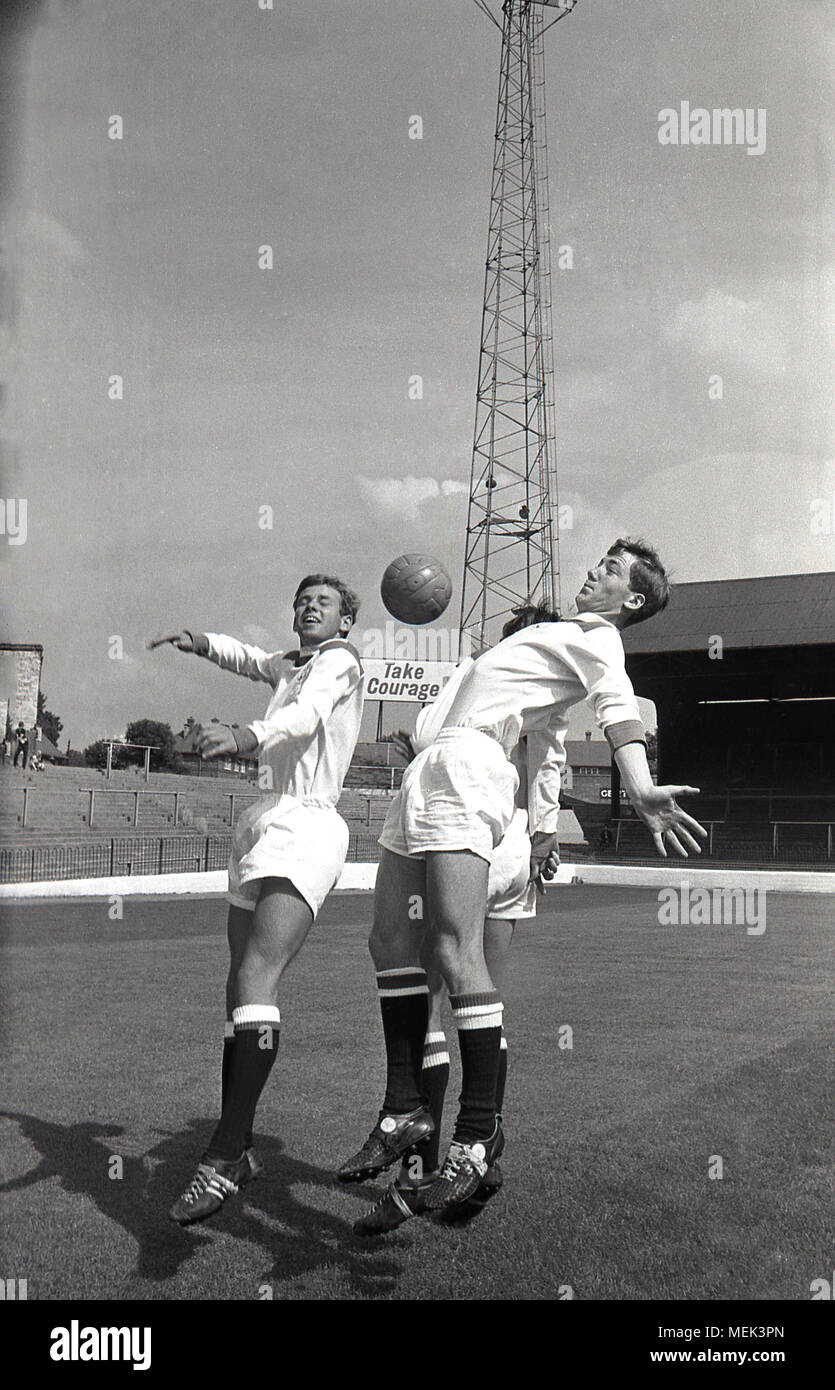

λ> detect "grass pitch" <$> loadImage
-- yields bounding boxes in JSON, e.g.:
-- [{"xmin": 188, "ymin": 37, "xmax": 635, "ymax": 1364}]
[{"xmin": 1, "ymin": 886, "xmax": 832, "ymax": 1301}]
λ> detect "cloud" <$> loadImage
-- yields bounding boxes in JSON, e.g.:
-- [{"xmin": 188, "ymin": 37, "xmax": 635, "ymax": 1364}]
[
  {"xmin": 663, "ymin": 289, "xmax": 789, "ymax": 375},
  {"xmin": 240, "ymin": 623, "xmax": 274, "ymax": 647},
  {"xmin": 356, "ymin": 475, "xmax": 469, "ymax": 514},
  {"xmin": 558, "ymin": 452, "xmax": 835, "ymax": 590},
  {"xmin": 613, "ymin": 452, "xmax": 834, "ymax": 582}
]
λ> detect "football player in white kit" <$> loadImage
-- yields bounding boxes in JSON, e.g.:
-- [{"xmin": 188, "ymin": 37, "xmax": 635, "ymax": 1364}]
[
  {"xmin": 341, "ymin": 540, "xmax": 706, "ymax": 1224},
  {"xmin": 149, "ymin": 574, "xmax": 364, "ymax": 1224},
  {"xmin": 343, "ymin": 604, "xmax": 563, "ymax": 1233}
]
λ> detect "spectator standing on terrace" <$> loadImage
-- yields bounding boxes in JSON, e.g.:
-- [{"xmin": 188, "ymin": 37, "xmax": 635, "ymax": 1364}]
[{"xmin": 13, "ymin": 722, "xmax": 29, "ymax": 769}]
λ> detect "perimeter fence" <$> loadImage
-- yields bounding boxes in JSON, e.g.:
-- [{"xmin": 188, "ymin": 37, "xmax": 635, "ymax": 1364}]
[{"xmin": 0, "ymin": 829, "xmax": 385, "ymax": 884}]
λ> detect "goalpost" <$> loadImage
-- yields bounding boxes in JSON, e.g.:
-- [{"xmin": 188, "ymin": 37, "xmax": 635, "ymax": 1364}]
[{"xmin": 103, "ymin": 740, "xmax": 159, "ymax": 782}]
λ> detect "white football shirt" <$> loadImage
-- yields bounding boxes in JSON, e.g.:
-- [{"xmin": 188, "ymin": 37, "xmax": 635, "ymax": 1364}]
[
  {"xmin": 201, "ymin": 634, "xmax": 365, "ymax": 805},
  {"xmin": 413, "ymin": 656, "xmax": 564, "ymax": 835},
  {"xmin": 442, "ymin": 614, "xmax": 643, "ymax": 753}
]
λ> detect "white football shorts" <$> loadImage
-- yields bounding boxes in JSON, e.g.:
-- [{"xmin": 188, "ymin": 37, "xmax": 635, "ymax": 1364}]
[
  {"xmin": 227, "ymin": 793, "xmax": 349, "ymax": 919},
  {"xmin": 378, "ymin": 726, "xmax": 519, "ymax": 865},
  {"xmin": 487, "ymin": 806, "xmax": 537, "ymax": 921}
]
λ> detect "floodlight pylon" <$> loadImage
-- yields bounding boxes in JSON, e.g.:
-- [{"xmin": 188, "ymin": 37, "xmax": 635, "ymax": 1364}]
[{"xmin": 459, "ymin": 0, "xmax": 578, "ymax": 656}]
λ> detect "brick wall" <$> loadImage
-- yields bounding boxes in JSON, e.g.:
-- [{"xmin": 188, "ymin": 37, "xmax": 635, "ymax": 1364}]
[{"xmin": 0, "ymin": 646, "xmax": 43, "ymax": 730}]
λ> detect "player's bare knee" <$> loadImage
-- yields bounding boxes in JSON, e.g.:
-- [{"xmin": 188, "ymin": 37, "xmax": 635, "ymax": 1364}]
[
  {"xmin": 432, "ymin": 926, "xmax": 466, "ymax": 978},
  {"xmin": 232, "ymin": 983, "xmax": 275, "ymax": 1011},
  {"xmin": 235, "ymin": 949, "xmax": 283, "ymax": 1002},
  {"xmin": 435, "ymin": 921, "xmax": 488, "ymax": 988}
]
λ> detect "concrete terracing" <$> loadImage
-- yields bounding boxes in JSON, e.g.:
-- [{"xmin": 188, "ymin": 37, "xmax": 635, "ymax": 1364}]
[{"xmin": 0, "ymin": 762, "xmax": 393, "ymax": 849}]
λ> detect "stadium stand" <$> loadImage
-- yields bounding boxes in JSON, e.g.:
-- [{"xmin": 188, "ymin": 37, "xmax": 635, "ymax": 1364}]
[
  {"xmin": 0, "ymin": 758, "xmax": 399, "ymax": 883},
  {"xmin": 617, "ymin": 571, "xmax": 835, "ymax": 868},
  {"xmin": 4, "ymin": 573, "xmax": 835, "ymax": 886}
]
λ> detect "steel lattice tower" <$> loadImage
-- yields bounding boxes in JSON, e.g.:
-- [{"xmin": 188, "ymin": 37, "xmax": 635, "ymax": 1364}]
[{"xmin": 459, "ymin": 0, "xmax": 578, "ymax": 656}]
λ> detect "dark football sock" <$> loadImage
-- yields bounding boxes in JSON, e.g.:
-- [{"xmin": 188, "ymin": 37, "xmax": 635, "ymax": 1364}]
[
  {"xmin": 377, "ymin": 969, "xmax": 429, "ymax": 1114},
  {"xmin": 221, "ymin": 1025, "xmax": 235, "ymax": 1103},
  {"xmin": 221, "ymin": 1023, "xmax": 253, "ymax": 1150},
  {"xmin": 496, "ymin": 1029, "xmax": 508, "ymax": 1117},
  {"xmin": 209, "ymin": 1005, "xmax": 280, "ymax": 1161},
  {"xmin": 450, "ymin": 991, "xmax": 503, "ymax": 1145},
  {"xmin": 413, "ymin": 1032, "xmax": 450, "ymax": 1176}
]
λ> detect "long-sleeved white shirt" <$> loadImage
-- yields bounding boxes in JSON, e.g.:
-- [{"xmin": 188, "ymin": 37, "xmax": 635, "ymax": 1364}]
[
  {"xmin": 440, "ymin": 612, "xmax": 644, "ymax": 778},
  {"xmin": 200, "ymin": 634, "xmax": 365, "ymax": 805},
  {"xmin": 413, "ymin": 657, "xmax": 564, "ymax": 835}
]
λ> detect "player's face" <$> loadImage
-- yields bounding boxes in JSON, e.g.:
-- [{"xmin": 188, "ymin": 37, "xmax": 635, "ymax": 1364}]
[
  {"xmin": 575, "ymin": 550, "xmax": 642, "ymax": 617},
  {"xmin": 292, "ymin": 585, "xmax": 348, "ymax": 646}
]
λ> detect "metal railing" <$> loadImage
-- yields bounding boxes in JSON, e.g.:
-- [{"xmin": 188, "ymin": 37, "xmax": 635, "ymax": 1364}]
[
  {"xmin": 0, "ymin": 835, "xmax": 233, "ymax": 884},
  {"xmin": 689, "ymin": 790, "xmax": 835, "ymax": 822},
  {"xmin": 0, "ymin": 828, "xmax": 385, "ymax": 885},
  {"xmin": 78, "ymin": 788, "xmax": 263, "ymax": 830},
  {"xmin": 343, "ymin": 766, "xmax": 402, "ymax": 792},
  {"xmin": 3, "ymin": 771, "xmax": 401, "ymax": 830},
  {"xmin": 609, "ymin": 818, "xmax": 835, "ymax": 863},
  {"xmin": 772, "ymin": 821, "xmax": 834, "ymax": 860},
  {"xmin": 3, "ymin": 822, "xmax": 834, "ymax": 884}
]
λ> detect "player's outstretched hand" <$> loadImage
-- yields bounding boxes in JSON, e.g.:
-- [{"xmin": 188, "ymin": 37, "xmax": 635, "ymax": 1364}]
[
  {"xmin": 636, "ymin": 785, "xmax": 707, "ymax": 858},
  {"xmin": 147, "ymin": 631, "xmax": 195, "ymax": 652},
  {"xmin": 194, "ymin": 723, "xmax": 237, "ymax": 760},
  {"xmin": 530, "ymin": 831, "xmax": 560, "ymax": 894}
]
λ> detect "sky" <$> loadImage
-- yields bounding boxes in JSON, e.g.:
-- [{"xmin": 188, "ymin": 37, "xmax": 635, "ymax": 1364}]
[{"xmin": 1, "ymin": 0, "xmax": 832, "ymax": 749}]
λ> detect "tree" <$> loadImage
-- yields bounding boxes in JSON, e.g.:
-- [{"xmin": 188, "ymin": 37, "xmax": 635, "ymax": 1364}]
[
  {"xmin": 124, "ymin": 719, "xmax": 177, "ymax": 771},
  {"xmin": 84, "ymin": 739, "xmax": 114, "ymax": 770},
  {"xmin": 37, "ymin": 691, "xmax": 63, "ymax": 747}
]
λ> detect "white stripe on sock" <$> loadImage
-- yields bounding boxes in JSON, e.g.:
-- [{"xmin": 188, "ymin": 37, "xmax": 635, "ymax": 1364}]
[
  {"xmin": 378, "ymin": 984, "xmax": 429, "ymax": 997},
  {"xmin": 456, "ymin": 1010, "xmax": 504, "ymax": 1031},
  {"xmin": 452, "ymin": 1001, "xmax": 505, "ymax": 1020},
  {"xmin": 422, "ymin": 1051, "xmax": 451, "ymax": 1067},
  {"xmin": 232, "ymin": 1004, "xmax": 281, "ymax": 1027}
]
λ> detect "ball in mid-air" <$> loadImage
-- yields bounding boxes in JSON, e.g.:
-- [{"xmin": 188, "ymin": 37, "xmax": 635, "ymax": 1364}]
[{"xmin": 380, "ymin": 554, "xmax": 452, "ymax": 625}]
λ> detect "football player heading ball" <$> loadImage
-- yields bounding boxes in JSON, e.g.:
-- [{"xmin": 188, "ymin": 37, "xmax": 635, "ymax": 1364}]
[
  {"xmin": 149, "ymin": 574, "xmax": 365, "ymax": 1226},
  {"xmin": 344, "ymin": 600, "xmax": 563, "ymax": 1236},
  {"xmin": 344, "ymin": 539, "xmax": 706, "ymax": 1225}
]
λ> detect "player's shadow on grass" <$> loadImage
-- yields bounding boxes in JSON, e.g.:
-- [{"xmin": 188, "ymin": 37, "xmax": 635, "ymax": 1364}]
[
  {"xmin": 209, "ymin": 1128, "xmax": 407, "ymax": 1296},
  {"xmin": 0, "ymin": 1111, "xmax": 215, "ymax": 1281},
  {"xmin": 0, "ymin": 1111, "xmax": 402, "ymax": 1296}
]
